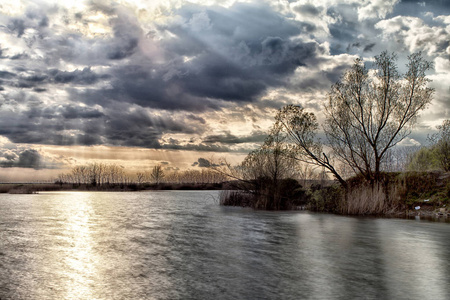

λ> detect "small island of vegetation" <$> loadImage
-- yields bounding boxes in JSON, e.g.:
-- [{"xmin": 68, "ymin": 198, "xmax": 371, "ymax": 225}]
[{"xmin": 216, "ymin": 51, "xmax": 449, "ymax": 217}]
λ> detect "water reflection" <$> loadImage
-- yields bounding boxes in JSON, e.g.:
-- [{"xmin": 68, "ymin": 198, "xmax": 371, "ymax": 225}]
[
  {"xmin": 377, "ymin": 220, "xmax": 448, "ymax": 299},
  {"xmin": 62, "ymin": 193, "xmax": 96, "ymax": 299},
  {"xmin": 0, "ymin": 191, "xmax": 449, "ymax": 300}
]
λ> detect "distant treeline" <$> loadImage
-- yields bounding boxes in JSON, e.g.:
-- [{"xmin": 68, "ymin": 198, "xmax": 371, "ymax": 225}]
[{"xmin": 56, "ymin": 162, "xmax": 228, "ymax": 186}]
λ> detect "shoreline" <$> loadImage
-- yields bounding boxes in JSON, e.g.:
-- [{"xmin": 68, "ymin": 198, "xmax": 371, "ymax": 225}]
[{"xmin": 2, "ymin": 183, "xmax": 449, "ymax": 221}]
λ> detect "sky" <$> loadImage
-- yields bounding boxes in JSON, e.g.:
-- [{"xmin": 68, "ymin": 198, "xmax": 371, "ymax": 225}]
[{"xmin": 0, "ymin": 0, "xmax": 449, "ymax": 182}]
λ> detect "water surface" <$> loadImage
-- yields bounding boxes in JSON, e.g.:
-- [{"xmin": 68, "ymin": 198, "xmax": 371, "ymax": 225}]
[{"xmin": 0, "ymin": 191, "xmax": 449, "ymax": 299}]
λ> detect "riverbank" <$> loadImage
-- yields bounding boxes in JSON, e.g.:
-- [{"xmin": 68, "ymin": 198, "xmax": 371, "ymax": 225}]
[
  {"xmin": 307, "ymin": 171, "xmax": 450, "ymax": 217},
  {"xmin": 3, "ymin": 171, "xmax": 449, "ymax": 219},
  {"xmin": 219, "ymin": 171, "xmax": 450, "ymax": 218},
  {"xmin": 0, "ymin": 182, "xmax": 227, "ymax": 194},
  {"xmin": 397, "ymin": 204, "xmax": 449, "ymax": 219}
]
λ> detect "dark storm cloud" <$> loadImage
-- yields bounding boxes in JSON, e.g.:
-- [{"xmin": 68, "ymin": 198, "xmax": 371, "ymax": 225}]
[
  {"xmin": 203, "ymin": 131, "xmax": 267, "ymax": 144},
  {"xmin": 9, "ymin": 53, "xmax": 29, "ymax": 60},
  {"xmin": 363, "ymin": 43, "xmax": 376, "ymax": 52},
  {"xmin": 193, "ymin": 157, "xmax": 222, "ymax": 167},
  {"xmin": 104, "ymin": 7, "xmax": 142, "ymax": 61},
  {"xmin": 107, "ymin": 37, "xmax": 139, "ymax": 60},
  {"xmin": 186, "ymin": 114, "xmax": 206, "ymax": 124},
  {"xmin": 156, "ymin": 3, "xmax": 319, "ymax": 100},
  {"xmin": 8, "ymin": 19, "xmax": 26, "ymax": 37},
  {"xmin": 0, "ymin": 148, "xmax": 62, "ymax": 169},
  {"xmin": 0, "ymin": 1, "xmax": 326, "ymax": 149},
  {"xmin": 61, "ymin": 105, "xmax": 104, "ymax": 119},
  {"xmin": 0, "ymin": 0, "xmax": 446, "ymax": 152},
  {"xmin": 71, "ymin": 1, "xmax": 322, "ymax": 112},
  {"xmin": 50, "ymin": 68, "xmax": 108, "ymax": 85},
  {"xmin": 16, "ymin": 149, "xmax": 42, "ymax": 169},
  {"xmin": 0, "ymin": 68, "xmax": 107, "ymax": 90},
  {"xmin": 327, "ymin": 4, "xmax": 361, "ymax": 55},
  {"xmin": 72, "ymin": 64, "xmax": 220, "ymax": 112},
  {"xmin": 0, "ymin": 149, "xmax": 41, "ymax": 169},
  {"xmin": 0, "ymin": 71, "xmax": 16, "ymax": 79},
  {"xmin": 197, "ymin": 158, "xmax": 211, "ymax": 167},
  {"xmin": 5, "ymin": 4, "xmax": 53, "ymax": 38},
  {"xmin": 0, "ymin": 89, "xmax": 213, "ymax": 148},
  {"xmin": 161, "ymin": 142, "xmax": 232, "ymax": 152},
  {"xmin": 172, "ymin": 38, "xmax": 317, "ymax": 102},
  {"xmin": 23, "ymin": 74, "xmax": 48, "ymax": 83},
  {"xmin": 102, "ymin": 112, "xmax": 164, "ymax": 148},
  {"xmin": 0, "ymin": 106, "xmax": 123, "ymax": 147},
  {"xmin": 294, "ymin": 4, "xmax": 322, "ymax": 16}
]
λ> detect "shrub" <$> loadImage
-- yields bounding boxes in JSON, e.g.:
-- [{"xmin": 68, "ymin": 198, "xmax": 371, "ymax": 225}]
[
  {"xmin": 219, "ymin": 178, "xmax": 309, "ymax": 210},
  {"xmin": 308, "ymin": 185, "xmax": 344, "ymax": 213},
  {"xmin": 219, "ymin": 190, "xmax": 254, "ymax": 207}
]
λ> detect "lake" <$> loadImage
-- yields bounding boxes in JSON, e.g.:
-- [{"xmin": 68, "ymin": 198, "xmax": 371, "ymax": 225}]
[{"xmin": 0, "ymin": 191, "xmax": 449, "ymax": 299}]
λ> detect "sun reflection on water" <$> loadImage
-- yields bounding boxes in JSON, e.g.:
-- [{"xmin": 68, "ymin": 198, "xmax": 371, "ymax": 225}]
[{"xmin": 60, "ymin": 192, "xmax": 98, "ymax": 299}]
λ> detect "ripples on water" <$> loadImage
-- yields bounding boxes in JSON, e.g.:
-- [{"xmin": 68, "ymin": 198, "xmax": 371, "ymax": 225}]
[{"xmin": 0, "ymin": 191, "xmax": 449, "ymax": 299}]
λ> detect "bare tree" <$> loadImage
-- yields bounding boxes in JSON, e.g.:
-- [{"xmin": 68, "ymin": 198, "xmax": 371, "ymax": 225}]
[
  {"xmin": 275, "ymin": 105, "xmax": 347, "ymax": 187},
  {"xmin": 277, "ymin": 51, "xmax": 434, "ymax": 186},
  {"xmin": 136, "ymin": 172, "xmax": 146, "ymax": 185},
  {"xmin": 216, "ymin": 123, "xmax": 303, "ymax": 209},
  {"xmin": 151, "ymin": 165, "xmax": 165, "ymax": 184}
]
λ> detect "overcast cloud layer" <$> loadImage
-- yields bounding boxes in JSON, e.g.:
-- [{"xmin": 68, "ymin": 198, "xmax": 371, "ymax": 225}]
[{"xmin": 0, "ymin": 0, "xmax": 449, "ymax": 170}]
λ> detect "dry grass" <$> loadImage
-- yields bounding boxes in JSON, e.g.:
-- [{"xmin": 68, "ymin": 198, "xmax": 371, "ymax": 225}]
[{"xmin": 341, "ymin": 182, "xmax": 401, "ymax": 215}]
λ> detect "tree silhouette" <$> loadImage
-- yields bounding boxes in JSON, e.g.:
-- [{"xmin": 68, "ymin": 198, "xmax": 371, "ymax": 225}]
[{"xmin": 151, "ymin": 165, "xmax": 165, "ymax": 184}]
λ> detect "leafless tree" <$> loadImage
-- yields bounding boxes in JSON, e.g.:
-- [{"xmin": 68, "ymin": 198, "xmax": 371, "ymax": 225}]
[
  {"xmin": 151, "ymin": 165, "xmax": 165, "ymax": 184},
  {"xmin": 136, "ymin": 172, "xmax": 145, "ymax": 185},
  {"xmin": 277, "ymin": 51, "xmax": 434, "ymax": 186},
  {"xmin": 275, "ymin": 105, "xmax": 347, "ymax": 187}
]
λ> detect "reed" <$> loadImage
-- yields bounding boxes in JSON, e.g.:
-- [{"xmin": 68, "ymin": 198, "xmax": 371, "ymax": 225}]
[{"xmin": 341, "ymin": 182, "xmax": 401, "ymax": 215}]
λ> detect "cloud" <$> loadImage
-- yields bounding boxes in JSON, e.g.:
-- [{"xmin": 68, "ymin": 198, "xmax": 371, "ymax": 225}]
[
  {"xmin": 203, "ymin": 131, "xmax": 267, "ymax": 144},
  {"xmin": 293, "ymin": 4, "xmax": 322, "ymax": 17},
  {"xmin": 192, "ymin": 157, "xmax": 223, "ymax": 167},
  {"xmin": 16, "ymin": 149, "xmax": 42, "ymax": 168},
  {"xmin": 0, "ymin": 99, "xmax": 212, "ymax": 148},
  {"xmin": 375, "ymin": 16, "xmax": 450, "ymax": 56},
  {"xmin": 357, "ymin": 0, "xmax": 399, "ymax": 21},
  {"xmin": 0, "ymin": 0, "xmax": 329, "ymax": 150},
  {"xmin": 197, "ymin": 158, "xmax": 211, "ymax": 168},
  {"xmin": 50, "ymin": 68, "xmax": 109, "ymax": 85},
  {"xmin": 0, "ymin": 0, "xmax": 448, "ymax": 159},
  {"xmin": 0, "ymin": 148, "xmax": 60, "ymax": 169},
  {"xmin": 66, "ymin": 2, "xmax": 323, "ymax": 113}
]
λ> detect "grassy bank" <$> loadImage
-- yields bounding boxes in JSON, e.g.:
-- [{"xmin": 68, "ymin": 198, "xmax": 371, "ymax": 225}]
[
  {"xmin": 219, "ymin": 171, "xmax": 450, "ymax": 217},
  {"xmin": 308, "ymin": 171, "xmax": 450, "ymax": 216}
]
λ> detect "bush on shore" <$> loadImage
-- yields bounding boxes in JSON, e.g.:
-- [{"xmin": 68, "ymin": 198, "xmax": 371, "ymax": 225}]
[
  {"xmin": 219, "ymin": 178, "xmax": 310, "ymax": 210},
  {"xmin": 307, "ymin": 171, "xmax": 450, "ymax": 215}
]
